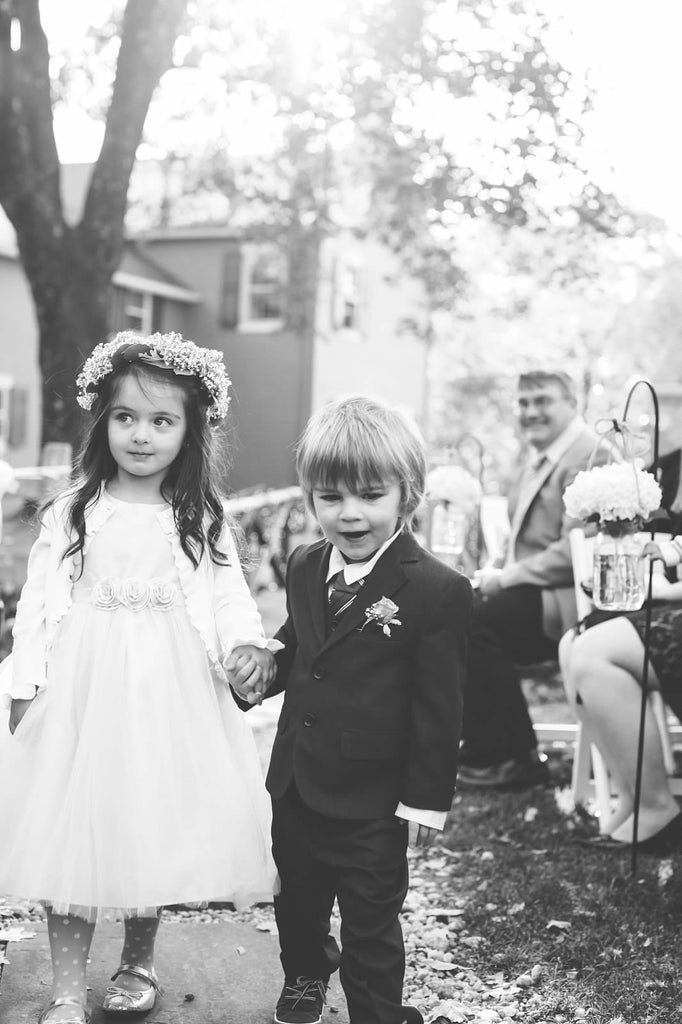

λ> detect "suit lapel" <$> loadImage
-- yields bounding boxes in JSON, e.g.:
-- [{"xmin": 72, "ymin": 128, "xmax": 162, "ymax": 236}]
[
  {"xmin": 304, "ymin": 542, "xmax": 331, "ymax": 648},
  {"xmin": 507, "ymin": 457, "xmax": 554, "ymax": 554},
  {"xmin": 319, "ymin": 532, "xmax": 417, "ymax": 651}
]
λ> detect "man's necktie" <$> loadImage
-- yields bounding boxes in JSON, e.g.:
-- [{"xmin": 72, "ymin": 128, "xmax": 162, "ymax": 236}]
[{"xmin": 328, "ymin": 571, "xmax": 365, "ymax": 622}]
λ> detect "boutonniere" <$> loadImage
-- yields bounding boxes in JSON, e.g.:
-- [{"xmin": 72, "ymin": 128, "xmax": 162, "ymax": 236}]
[{"xmin": 362, "ymin": 596, "xmax": 402, "ymax": 636}]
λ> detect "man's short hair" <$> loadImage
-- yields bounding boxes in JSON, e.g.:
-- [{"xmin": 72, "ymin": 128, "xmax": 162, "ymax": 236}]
[{"xmin": 517, "ymin": 370, "xmax": 577, "ymax": 402}]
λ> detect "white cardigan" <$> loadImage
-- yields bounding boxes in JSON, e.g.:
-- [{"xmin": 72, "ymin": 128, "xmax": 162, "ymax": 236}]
[{"xmin": 0, "ymin": 489, "xmax": 281, "ymax": 707}]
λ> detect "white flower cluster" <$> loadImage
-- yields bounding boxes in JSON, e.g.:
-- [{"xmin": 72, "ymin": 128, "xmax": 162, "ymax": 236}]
[
  {"xmin": 563, "ymin": 463, "xmax": 662, "ymax": 525},
  {"xmin": 76, "ymin": 331, "xmax": 231, "ymax": 421},
  {"xmin": 425, "ymin": 464, "xmax": 483, "ymax": 511},
  {"xmin": 0, "ymin": 459, "xmax": 18, "ymax": 498},
  {"xmin": 92, "ymin": 577, "xmax": 178, "ymax": 611}
]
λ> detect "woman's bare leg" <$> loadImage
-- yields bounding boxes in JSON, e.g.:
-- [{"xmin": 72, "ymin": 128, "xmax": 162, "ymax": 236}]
[{"xmin": 566, "ymin": 618, "xmax": 679, "ymax": 839}]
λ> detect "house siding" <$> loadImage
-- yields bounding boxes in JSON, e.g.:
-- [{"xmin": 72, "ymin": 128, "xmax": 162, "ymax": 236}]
[{"xmin": 140, "ymin": 236, "xmax": 313, "ymax": 493}]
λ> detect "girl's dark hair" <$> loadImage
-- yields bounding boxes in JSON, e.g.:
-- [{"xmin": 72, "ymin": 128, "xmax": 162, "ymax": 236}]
[{"xmin": 52, "ymin": 360, "xmax": 231, "ymax": 574}]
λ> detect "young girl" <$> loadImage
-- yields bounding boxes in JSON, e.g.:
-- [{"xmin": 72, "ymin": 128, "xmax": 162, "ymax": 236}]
[{"xmin": 0, "ymin": 332, "xmax": 280, "ymax": 1024}]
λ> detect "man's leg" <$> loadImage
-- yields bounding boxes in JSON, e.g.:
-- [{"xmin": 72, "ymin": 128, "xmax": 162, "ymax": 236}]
[{"xmin": 460, "ymin": 585, "xmax": 556, "ymax": 774}]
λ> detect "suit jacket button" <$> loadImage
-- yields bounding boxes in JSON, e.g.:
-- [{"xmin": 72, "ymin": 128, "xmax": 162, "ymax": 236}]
[
  {"xmin": 313, "ymin": 670, "xmax": 324, "ymax": 680},
  {"xmin": 302, "ymin": 713, "xmax": 317, "ymax": 727}
]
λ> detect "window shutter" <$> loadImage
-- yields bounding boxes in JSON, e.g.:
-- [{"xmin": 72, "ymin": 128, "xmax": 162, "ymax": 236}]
[
  {"xmin": 109, "ymin": 286, "xmax": 126, "ymax": 333},
  {"xmin": 8, "ymin": 388, "xmax": 27, "ymax": 447},
  {"xmin": 220, "ymin": 245, "xmax": 242, "ymax": 328}
]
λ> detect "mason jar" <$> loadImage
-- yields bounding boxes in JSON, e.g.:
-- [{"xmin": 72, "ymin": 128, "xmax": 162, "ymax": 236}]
[{"xmin": 592, "ymin": 525, "xmax": 645, "ymax": 611}]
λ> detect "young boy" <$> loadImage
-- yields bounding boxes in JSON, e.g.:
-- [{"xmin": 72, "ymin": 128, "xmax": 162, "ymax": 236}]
[{"xmin": 235, "ymin": 395, "xmax": 472, "ymax": 1024}]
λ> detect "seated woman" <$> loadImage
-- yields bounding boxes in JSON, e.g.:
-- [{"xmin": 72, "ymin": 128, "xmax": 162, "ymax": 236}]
[{"xmin": 559, "ymin": 537, "xmax": 682, "ymax": 849}]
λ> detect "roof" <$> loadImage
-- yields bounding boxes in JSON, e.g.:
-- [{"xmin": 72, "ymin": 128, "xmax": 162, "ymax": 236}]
[{"xmin": 114, "ymin": 244, "xmax": 200, "ymax": 304}]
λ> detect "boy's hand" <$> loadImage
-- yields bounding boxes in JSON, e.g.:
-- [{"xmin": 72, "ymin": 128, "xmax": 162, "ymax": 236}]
[
  {"xmin": 225, "ymin": 645, "xmax": 276, "ymax": 705},
  {"xmin": 9, "ymin": 697, "xmax": 34, "ymax": 734},
  {"xmin": 407, "ymin": 821, "xmax": 437, "ymax": 849}
]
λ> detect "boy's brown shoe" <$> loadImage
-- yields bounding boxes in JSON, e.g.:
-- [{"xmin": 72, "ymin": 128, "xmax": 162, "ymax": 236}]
[{"xmin": 274, "ymin": 976, "xmax": 327, "ymax": 1024}]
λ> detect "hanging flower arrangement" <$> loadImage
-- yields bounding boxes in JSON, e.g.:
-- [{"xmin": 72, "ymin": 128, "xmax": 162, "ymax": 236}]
[
  {"xmin": 563, "ymin": 463, "xmax": 661, "ymax": 534},
  {"xmin": 425, "ymin": 464, "xmax": 482, "ymax": 513}
]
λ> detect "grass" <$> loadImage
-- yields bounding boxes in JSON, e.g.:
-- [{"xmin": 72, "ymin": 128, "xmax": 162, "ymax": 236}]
[{"xmin": 436, "ymin": 739, "xmax": 682, "ymax": 1024}]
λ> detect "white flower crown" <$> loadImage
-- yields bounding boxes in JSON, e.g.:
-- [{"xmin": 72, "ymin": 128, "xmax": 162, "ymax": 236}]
[{"xmin": 76, "ymin": 331, "xmax": 231, "ymax": 421}]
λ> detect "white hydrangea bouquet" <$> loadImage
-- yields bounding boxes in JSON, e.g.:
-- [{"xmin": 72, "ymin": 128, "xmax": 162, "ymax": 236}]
[
  {"xmin": 425, "ymin": 464, "xmax": 483, "ymax": 513},
  {"xmin": 563, "ymin": 463, "xmax": 662, "ymax": 534}
]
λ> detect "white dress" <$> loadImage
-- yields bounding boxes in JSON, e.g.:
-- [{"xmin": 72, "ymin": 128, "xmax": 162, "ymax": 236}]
[{"xmin": 0, "ymin": 497, "xmax": 278, "ymax": 921}]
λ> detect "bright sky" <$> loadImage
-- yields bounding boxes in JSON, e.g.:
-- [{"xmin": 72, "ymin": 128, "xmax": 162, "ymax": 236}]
[
  {"xmin": 40, "ymin": 0, "xmax": 682, "ymax": 233},
  {"xmin": 557, "ymin": 0, "xmax": 682, "ymax": 230}
]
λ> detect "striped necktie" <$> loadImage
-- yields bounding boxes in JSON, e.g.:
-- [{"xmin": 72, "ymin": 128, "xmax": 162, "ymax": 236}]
[{"xmin": 328, "ymin": 571, "xmax": 365, "ymax": 621}]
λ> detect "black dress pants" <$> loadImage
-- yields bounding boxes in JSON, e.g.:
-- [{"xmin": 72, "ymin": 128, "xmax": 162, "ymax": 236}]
[
  {"xmin": 461, "ymin": 584, "xmax": 558, "ymax": 765},
  {"xmin": 272, "ymin": 785, "xmax": 410, "ymax": 1024}
]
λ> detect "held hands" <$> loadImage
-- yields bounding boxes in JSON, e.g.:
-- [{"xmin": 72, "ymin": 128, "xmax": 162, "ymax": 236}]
[
  {"xmin": 225, "ymin": 644, "xmax": 276, "ymax": 705},
  {"xmin": 473, "ymin": 567, "xmax": 503, "ymax": 598},
  {"xmin": 9, "ymin": 696, "xmax": 35, "ymax": 734}
]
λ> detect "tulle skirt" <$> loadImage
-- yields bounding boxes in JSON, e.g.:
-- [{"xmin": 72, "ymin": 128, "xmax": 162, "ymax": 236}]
[{"xmin": 0, "ymin": 603, "xmax": 278, "ymax": 922}]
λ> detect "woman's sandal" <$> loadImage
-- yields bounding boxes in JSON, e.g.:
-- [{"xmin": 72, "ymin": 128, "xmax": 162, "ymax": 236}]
[
  {"xmin": 38, "ymin": 997, "xmax": 91, "ymax": 1023},
  {"xmin": 102, "ymin": 963, "xmax": 162, "ymax": 1016}
]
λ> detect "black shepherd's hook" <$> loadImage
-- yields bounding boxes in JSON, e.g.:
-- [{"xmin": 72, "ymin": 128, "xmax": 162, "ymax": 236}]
[{"xmin": 621, "ymin": 378, "xmax": 659, "ymax": 877}]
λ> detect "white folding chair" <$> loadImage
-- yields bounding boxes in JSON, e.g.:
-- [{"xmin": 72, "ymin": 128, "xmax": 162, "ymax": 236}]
[{"xmin": 568, "ymin": 527, "xmax": 681, "ymax": 828}]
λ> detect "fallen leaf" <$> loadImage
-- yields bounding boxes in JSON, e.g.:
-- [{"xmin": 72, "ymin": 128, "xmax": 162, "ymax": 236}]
[
  {"xmin": 530, "ymin": 964, "xmax": 543, "ymax": 983},
  {"xmin": 427, "ymin": 959, "xmax": 458, "ymax": 971},
  {"xmin": 425, "ymin": 907, "xmax": 465, "ymax": 917},
  {"xmin": 546, "ymin": 919, "xmax": 571, "ymax": 931},
  {"xmin": 508, "ymin": 902, "xmax": 525, "ymax": 915}
]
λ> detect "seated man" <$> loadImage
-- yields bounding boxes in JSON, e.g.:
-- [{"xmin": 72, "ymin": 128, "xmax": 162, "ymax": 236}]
[{"xmin": 458, "ymin": 369, "xmax": 608, "ymax": 790}]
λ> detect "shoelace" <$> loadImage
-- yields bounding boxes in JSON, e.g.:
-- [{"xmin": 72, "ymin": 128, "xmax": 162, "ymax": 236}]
[{"xmin": 281, "ymin": 977, "xmax": 327, "ymax": 1009}]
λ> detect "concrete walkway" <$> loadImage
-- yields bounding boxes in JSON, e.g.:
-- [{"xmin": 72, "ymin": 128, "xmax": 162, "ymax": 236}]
[{"xmin": 1, "ymin": 917, "xmax": 349, "ymax": 1023}]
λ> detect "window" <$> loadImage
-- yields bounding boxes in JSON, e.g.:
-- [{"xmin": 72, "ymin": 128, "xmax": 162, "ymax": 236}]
[
  {"xmin": 220, "ymin": 242, "xmax": 287, "ymax": 332},
  {"xmin": 331, "ymin": 256, "xmax": 363, "ymax": 333},
  {"xmin": 111, "ymin": 287, "xmax": 163, "ymax": 335},
  {"xmin": 122, "ymin": 289, "xmax": 154, "ymax": 333}
]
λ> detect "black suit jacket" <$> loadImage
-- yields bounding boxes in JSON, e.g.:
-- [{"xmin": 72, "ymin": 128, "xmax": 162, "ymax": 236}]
[{"xmin": 265, "ymin": 531, "xmax": 473, "ymax": 819}]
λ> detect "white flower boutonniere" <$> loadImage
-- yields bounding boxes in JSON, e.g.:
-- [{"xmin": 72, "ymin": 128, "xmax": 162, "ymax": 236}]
[{"xmin": 362, "ymin": 597, "xmax": 402, "ymax": 636}]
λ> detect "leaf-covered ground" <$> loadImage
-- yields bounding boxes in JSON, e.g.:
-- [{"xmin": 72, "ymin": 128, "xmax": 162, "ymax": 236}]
[{"xmin": 403, "ymin": 749, "xmax": 682, "ymax": 1024}]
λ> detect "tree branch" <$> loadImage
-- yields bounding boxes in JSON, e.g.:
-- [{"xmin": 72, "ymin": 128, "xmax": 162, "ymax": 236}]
[{"xmin": 0, "ymin": 0, "xmax": 61, "ymax": 247}]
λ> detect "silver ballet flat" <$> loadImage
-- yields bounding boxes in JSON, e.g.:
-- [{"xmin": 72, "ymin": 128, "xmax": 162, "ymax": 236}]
[
  {"xmin": 38, "ymin": 996, "xmax": 91, "ymax": 1023},
  {"xmin": 101, "ymin": 963, "xmax": 162, "ymax": 1016}
]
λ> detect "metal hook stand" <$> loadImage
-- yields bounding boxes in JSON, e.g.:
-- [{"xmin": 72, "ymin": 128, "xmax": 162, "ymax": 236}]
[{"xmin": 621, "ymin": 378, "xmax": 660, "ymax": 877}]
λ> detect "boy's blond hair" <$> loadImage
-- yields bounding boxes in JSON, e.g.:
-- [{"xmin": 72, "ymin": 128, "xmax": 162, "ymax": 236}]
[{"xmin": 296, "ymin": 395, "xmax": 426, "ymax": 525}]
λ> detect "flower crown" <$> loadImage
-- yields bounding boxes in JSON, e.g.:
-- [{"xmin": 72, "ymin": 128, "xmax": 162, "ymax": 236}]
[{"xmin": 76, "ymin": 331, "xmax": 231, "ymax": 422}]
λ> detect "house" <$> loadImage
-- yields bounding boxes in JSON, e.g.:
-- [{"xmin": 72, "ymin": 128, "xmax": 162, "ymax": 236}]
[{"xmin": 0, "ymin": 165, "xmax": 430, "ymax": 491}]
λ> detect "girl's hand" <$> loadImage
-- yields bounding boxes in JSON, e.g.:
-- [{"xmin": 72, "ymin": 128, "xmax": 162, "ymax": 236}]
[
  {"xmin": 225, "ymin": 645, "xmax": 276, "ymax": 705},
  {"xmin": 9, "ymin": 697, "xmax": 35, "ymax": 734},
  {"xmin": 407, "ymin": 821, "xmax": 437, "ymax": 849}
]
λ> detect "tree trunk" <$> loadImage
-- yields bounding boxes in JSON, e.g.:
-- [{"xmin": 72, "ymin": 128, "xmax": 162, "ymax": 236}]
[
  {"xmin": 28, "ymin": 238, "xmax": 112, "ymax": 445},
  {"xmin": 0, "ymin": 0, "xmax": 188, "ymax": 450}
]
